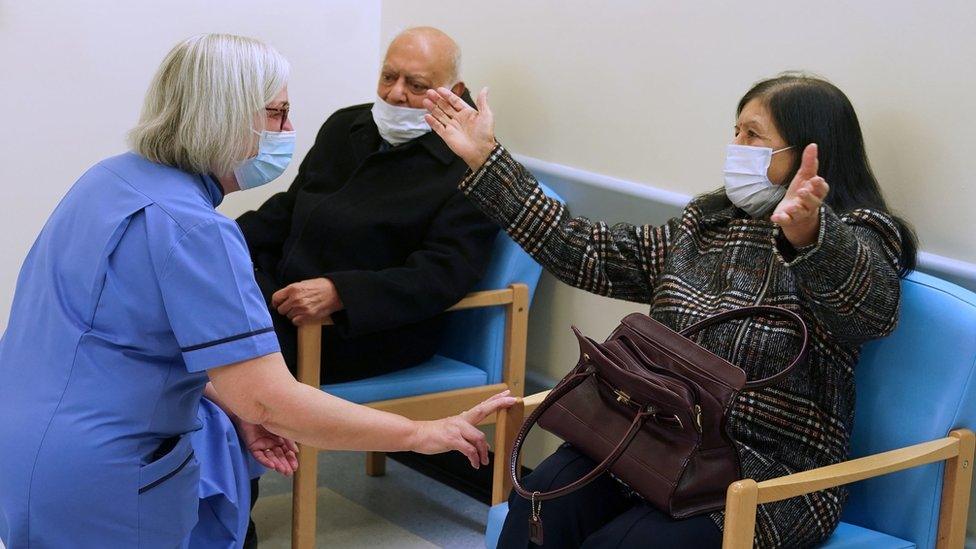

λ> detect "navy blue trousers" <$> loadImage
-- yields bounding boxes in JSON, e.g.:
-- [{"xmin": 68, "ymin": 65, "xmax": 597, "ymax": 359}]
[{"xmin": 499, "ymin": 444, "xmax": 723, "ymax": 548}]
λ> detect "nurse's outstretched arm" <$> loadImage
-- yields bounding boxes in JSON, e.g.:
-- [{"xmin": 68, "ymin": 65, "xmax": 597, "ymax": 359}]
[{"xmin": 207, "ymin": 352, "xmax": 516, "ymax": 468}]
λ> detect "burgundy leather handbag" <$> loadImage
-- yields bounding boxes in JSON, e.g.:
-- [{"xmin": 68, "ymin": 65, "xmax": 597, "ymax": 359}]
[{"xmin": 509, "ymin": 307, "xmax": 808, "ymax": 544}]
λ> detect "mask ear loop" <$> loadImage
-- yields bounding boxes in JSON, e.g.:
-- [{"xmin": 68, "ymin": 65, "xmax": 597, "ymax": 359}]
[{"xmin": 772, "ymin": 145, "xmax": 793, "ymax": 155}]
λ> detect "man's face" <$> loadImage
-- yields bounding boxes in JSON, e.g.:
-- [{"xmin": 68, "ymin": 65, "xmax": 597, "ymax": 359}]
[{"xmin": 377, "ymin": 34, "xmax": 462, "ymax": 109}]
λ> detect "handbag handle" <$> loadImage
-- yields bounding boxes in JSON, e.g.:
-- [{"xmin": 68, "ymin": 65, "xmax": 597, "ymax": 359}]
[
  {"xmin": 678, "ymin": 305, "xmax": 808, "ymax": 390},
  {"xmin": 509, "ymin": 369, "xmax": 654, "ymax": 501}
]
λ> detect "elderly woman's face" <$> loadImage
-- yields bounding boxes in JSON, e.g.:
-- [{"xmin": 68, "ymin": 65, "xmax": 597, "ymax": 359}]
[
  {"xmin": 733, "ymin": 99, "xmax": 796, "ymax": 186},
  {"xmin": 264, "ymin": 86, "xmax": 293, "ymax": 133}
]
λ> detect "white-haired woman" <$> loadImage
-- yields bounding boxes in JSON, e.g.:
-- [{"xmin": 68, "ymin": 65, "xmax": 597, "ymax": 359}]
[{"xmin": 0, "ymin": 33, "xmax": 513, "ymax": 548}]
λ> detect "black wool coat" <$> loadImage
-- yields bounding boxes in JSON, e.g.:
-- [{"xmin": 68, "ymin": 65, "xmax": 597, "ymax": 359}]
[{"xmin": 237, "ymin": 101, "xmax": 499, "ymax": 382}]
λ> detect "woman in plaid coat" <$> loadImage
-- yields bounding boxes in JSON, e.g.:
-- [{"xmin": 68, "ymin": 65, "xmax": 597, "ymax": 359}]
[{"xmin": 424, "ymin": 73, "xmax": 918, "ymax": 548}]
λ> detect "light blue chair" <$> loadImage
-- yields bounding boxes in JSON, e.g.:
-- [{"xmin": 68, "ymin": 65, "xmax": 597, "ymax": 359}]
[
  {"xmin": 291, "ymin": 185, "xmax": 562, "ymax": 548},
  {"xmin": 486, "ymin": 271, "xmax": 976, "ymax": 548}
]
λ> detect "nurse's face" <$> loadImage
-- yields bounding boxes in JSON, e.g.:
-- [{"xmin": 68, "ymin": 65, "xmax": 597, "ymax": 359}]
[{"xmin": 264, "ymin": 86, "xmax": 293, "ymax": 133}]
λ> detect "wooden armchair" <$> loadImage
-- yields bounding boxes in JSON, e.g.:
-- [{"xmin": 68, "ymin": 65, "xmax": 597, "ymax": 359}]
[
  {"xmin": 492, "ymin": 390, "xmax": 973, "ymax": 548},
  {"xmin": 291, "ymin": 283, "xmax": 530, "ymax": 548},
  {"xmin": 487, "ymin": 271, "xmax": 976, "ymax": 548},
  {"xmin": 285, "ymin": 183, "xmax": 564, "ymax": 548}
]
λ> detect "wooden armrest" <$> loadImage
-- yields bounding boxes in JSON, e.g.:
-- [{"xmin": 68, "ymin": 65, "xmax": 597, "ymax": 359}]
[
  {"xmin": 752, "ymin": 432, "xmax": 965, "ymax": 504},
  {"xmin": 491, "ymin": 388, "xmax": 552, "ymax": 504},
  {"xmin": 519, "ymin": 389, "xmax": 551, "ymax": 414},
  {"xmin": 447, "ymin": 287, "xmax": 518, "ymax": 311},
  {"xmin": 296, "ymin": 286, "xmax": 524, "ymax": 332},
  {"xmin": 723, "ymin": 429, "xmax": 975, "ymax": 548}
]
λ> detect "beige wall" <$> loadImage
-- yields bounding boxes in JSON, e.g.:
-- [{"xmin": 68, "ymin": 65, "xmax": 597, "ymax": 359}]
[{"xmin": 0, "ymin": 0, "xmax": 381, "ymax": 327}]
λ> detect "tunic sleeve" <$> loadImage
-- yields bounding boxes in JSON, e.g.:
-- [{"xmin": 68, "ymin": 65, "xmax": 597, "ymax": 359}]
[
  {"xmin": 157, "ymin": 219, "xmax": 280, "ymax": 372},
  {"xmin": 459, "ymin": 144, "xmax": 678, "ymax": 303}
]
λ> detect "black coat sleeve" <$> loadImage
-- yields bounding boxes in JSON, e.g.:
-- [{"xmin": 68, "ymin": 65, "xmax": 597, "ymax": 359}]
[{"xmin": 326, "ymin": 191, "xmax": 500, "ymax": 337}]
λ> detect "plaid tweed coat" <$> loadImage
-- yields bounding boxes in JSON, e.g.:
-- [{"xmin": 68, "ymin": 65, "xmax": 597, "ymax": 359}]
[{"xmin": 462, "ymin": 145, "xmax": 904, "ymax": 548}]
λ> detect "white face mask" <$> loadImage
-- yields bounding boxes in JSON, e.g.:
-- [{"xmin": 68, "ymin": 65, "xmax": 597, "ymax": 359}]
[
  {"xmin": 723, "ymin": 144, "xmax": 793, "ymax": 217},
  {"xmin": 370, "ymin": 96, "xmax": 431, "ymax": 146}
]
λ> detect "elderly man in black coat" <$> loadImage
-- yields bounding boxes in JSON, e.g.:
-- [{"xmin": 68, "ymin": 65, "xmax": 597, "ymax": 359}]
[{"xmin": 237, "ymin": 27, "xmax": 499, "ymax": 384}]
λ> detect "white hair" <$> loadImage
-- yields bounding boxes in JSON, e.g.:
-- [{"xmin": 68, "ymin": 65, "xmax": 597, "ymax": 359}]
[
  {"xmin": 450, "ymin": 46, "xmax": 462, "ymax": 85},
  {"xmin": 129, "ymin": 33, "xmax": 290, "ymax": 177}
]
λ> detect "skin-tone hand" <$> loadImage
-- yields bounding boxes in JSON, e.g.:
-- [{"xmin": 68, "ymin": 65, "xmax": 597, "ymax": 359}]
[
  {"xmin": 423, "ymin": 87, "xmax": 497, "ymax": 171},
  {"xmin": 411, "ymin": 390, "xmax": 514, "ymax": 468},
  {"xmin": 271, "ymin": 278, "xmax": 343, "ymax": 326},
  {"xmin": 771, "ymin": 143, "xmax": 830, "ymax": 248},
  {"xmin": 236, "ymin": 420, "xmax": 300, "ymax": 476}
]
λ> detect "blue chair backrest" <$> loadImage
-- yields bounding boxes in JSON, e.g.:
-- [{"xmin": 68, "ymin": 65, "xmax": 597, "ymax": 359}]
[
  {"xmin": 438, "ymin": 183, "xmax": 563, "ymax": 383},
  {"xmin": 841, "ymin": 271, "xmax": 976, "ymax": 548}
]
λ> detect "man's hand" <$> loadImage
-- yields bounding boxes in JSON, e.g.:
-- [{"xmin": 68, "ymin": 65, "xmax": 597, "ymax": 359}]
[
  {"xmin": 423, "ymin": 87, "xmax": 497, "ymax": 171},
  {"xmin": 236, "ymin": 420, "xmax": 300, "ymax": 476},
  {"xmin": 771, "ymin": 143, "xmax": 830, "ymax": 248},
  {"xmin": 271, "ymin": 278, "xmax": 343, "ymax": 326}
]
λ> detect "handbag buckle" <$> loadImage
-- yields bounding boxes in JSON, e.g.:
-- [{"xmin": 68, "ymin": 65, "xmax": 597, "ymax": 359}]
[{"xmin": 613, "ymin": 388, "xmax": 634, "ymax": 406}]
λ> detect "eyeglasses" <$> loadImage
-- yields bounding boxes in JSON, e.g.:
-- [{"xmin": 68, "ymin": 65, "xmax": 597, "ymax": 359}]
[{"xmin": 265, "ymin": 104, "xmax": 290, "ymax": 132}]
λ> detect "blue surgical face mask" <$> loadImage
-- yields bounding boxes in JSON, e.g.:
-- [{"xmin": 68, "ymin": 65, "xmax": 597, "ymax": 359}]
[{"xmin": 234, "ymin": 129, "xmax": 296, "ymax": 190}]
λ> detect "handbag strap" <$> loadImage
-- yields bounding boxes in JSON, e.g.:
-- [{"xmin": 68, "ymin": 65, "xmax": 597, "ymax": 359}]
[
  {"xmin": 678, "ymin": 305, "xmax": 809, "ymax": 390},
  {"xmin": 509, "ymin": 369, "xmax": 654, "ymax": 501}
]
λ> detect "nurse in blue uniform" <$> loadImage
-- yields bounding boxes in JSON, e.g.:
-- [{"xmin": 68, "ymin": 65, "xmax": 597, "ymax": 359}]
[{"xmin": 0, "ymin": 33, "xmax": 514, "ymax": 548}]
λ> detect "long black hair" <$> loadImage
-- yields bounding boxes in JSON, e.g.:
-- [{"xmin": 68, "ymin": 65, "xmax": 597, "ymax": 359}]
[{"xmin": 737, "ymin": 72, "xmax": 918, "ymax": 275}]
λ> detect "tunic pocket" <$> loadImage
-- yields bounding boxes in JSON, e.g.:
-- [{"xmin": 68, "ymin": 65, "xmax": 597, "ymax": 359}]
[{"xmin": 138, "ymin": 432, "xmax": 199, "ymax": 547}]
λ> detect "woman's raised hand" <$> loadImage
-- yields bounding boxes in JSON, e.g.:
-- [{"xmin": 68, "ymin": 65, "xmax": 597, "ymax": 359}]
[
  {"xmin": 424, "ymin": 87, "xmax": 497, "ymax": 171},
  {"xmin": 772, "ymin": 143, "xmax": 830, "ymax": 247},
  {"xmin": 410, "ymin": 390, "xmax": 517, "ymax": 469}
]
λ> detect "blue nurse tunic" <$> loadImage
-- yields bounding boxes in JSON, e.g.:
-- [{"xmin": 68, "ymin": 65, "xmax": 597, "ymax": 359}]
[{"xmin": 0, "ymin": 152, "xmax": 280, "ymax": 548}]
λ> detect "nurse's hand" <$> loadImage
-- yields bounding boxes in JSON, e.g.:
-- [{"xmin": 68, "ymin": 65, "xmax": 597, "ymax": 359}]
[
  {"xmin": 423, "ymin": 87, "xmax": 497, "ymax": 171},
  {"xmin": 238, "ymin": 420, "xmax": 300, "ymax": 476},
  {"xmin": 272, "ymin": 277, "xmax": 343, "ymax": 326},
  {"xmin": 410, "ymin": 390, "xmax": 517, "ymax": 469}
]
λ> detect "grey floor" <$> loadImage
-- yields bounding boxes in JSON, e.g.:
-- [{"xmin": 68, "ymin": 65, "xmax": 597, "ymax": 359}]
[{"xmin": 256, "ymin": 451, "xmax": 490, "ymax": 548}]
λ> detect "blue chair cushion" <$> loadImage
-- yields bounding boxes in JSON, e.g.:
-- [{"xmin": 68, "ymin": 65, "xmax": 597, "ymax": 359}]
[
  {"xmin": 484, "ymin": 503, "xmax": 915, "ymax": 549},
  {"xmin": 321, "ymin": 354, "xmax": 488, "ymax": 404},
  {"xmin": 820, "ymin": 522, "xmax": 916, "ymax": 548}
]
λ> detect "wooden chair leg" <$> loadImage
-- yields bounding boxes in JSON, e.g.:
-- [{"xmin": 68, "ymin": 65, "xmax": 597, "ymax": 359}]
[
  {"xmin": 293, "ymin": 324, "xmax": 322, "ymax": 549},
  {"xmin": 937, "ymin": 429, "xmax": 975, "ymax": 548},
  {"xmin": 722, "ymin": 479, "xmax": 758, "ymax": 549},
  {"xmin": 491, "ymin": 399, "xmax": 525, "ymax": 505},
  {"xmin": 366, "ymin": 451, "xmax": 387, "ymax": 476},
  {"xmin": 292, "ymin": 445, "xmax": 319, "ymax": 549},
  {"xmin": 503, "ymin": 284, "xmax": 529, "ymax": 398}
]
